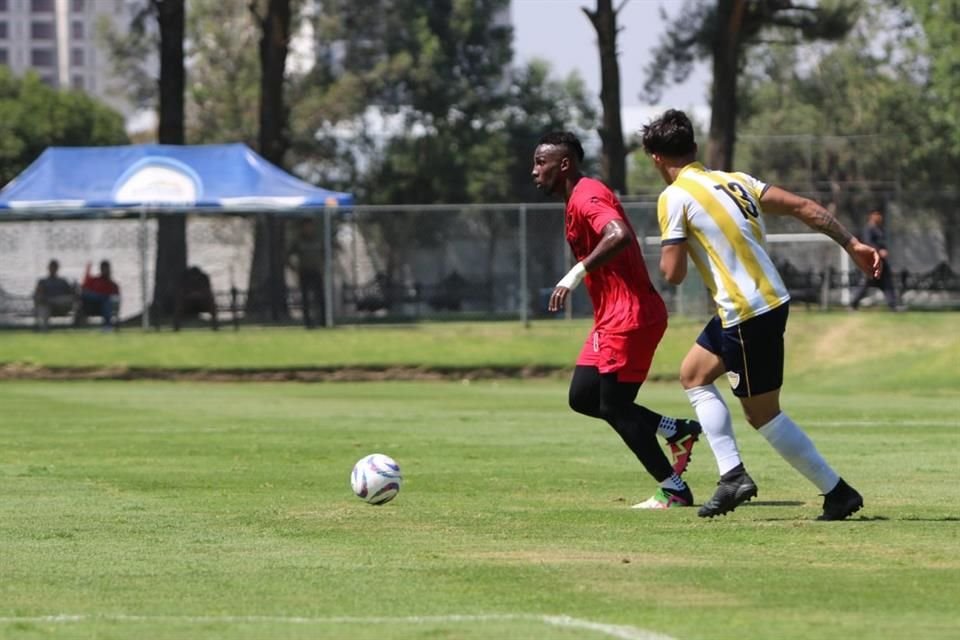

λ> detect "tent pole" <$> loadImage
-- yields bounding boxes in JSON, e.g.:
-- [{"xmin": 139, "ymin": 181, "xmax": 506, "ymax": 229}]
[{"xmin": 140, "ymin": 207, "xmax": 149, "ymax": 330}]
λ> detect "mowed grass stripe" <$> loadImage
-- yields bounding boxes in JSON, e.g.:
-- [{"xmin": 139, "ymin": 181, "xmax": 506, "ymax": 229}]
[{"xmin": 1, "ymin": 379, "xmax": 958, "ymax": 639}]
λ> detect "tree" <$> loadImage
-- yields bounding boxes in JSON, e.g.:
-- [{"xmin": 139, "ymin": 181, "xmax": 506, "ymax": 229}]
[
  {"xmin": 643, "ymin": 0, "xmax": 857, "ymax": 170},
  {"xmin": 99, "ymin": 0, "xmax": 187, "ymax": 323},
  {"xmin": 730, "ymin": 1, "xmax": 960, "ymax": 264},
  {"xmin": 185, "ymin": 0, "xmax": 259, "ymax": 145},
  {"xmin": 292, "ymin": 0, "xmax": 514, "ymax": 202},
  {"xmin": 583, "ymin": 0, "xmax": 629, "ymax": 193},
  {"xmin": 247, "ymin": 0, "xmax": 295, "ymax": 321},
  {"xmin": 898, "ymin": 0, "xmax": 960, "ymax": 262},
  {"xmin": 151, "ymin": 0, "xmax": 188, "ymax": 324},
  {"xmin": 0, "ymin": 69, "xmax": 128, "ymax": 185}
]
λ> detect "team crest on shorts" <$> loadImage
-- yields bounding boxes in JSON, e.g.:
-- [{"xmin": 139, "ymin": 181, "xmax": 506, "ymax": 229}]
[{"xmin": 726, "ymin": 371, "xmax": 741, "ymax": 390}]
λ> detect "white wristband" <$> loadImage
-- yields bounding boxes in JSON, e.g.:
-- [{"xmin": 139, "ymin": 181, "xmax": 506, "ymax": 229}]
[{"xmin": 556, "ymin": 261, "xmax": 587, "ymax": 290}]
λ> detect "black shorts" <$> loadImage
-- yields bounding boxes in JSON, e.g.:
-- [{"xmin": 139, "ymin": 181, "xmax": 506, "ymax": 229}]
[{"xmin": 696, "ymin": 303, "xmax": 789, "ymax": 398}]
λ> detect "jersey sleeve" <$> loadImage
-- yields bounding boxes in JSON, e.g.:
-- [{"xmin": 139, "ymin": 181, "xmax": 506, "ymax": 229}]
[
  {"xmin": 575, "ymin": 182, "xmax": 621, "ymax": 234},
  {"xmin": 658, "ymin": 187, "xmax": 686, "ymax": 245},
  {"xmin": 732, "ymin": 172, "xmax": 769, "ymax": 201}
]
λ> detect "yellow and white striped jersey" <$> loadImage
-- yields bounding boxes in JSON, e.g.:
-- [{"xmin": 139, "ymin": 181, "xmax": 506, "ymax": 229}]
[{"xmin": 658, "ymin": 162, "xmax": 790, "ymax": 327}]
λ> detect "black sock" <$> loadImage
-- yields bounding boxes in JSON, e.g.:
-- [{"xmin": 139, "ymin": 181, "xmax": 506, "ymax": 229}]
[{"xmin": 721, "ymin": 463, "xmax": 746, "ymax": 481}]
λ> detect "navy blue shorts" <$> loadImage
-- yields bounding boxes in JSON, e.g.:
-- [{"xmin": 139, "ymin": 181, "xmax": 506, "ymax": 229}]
[{"xmin": 695, "ymin": 303, "xmax": 790, "ymax": 397}]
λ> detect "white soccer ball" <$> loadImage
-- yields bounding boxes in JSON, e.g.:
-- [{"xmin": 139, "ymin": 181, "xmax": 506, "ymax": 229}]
[{"xmin": 351, "ymin": 453, "xmax": 402, "ymax": 505}]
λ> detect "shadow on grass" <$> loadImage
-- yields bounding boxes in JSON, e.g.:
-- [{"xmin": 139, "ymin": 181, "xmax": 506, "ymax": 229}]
[{"xmin": 750, "ymin": 515, "xmax": 960, "ymax": 523}]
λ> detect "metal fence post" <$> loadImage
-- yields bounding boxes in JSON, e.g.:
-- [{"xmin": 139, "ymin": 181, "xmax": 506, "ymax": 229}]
[
  {"xmin": 519, "ymin": 204, "xmax": 529, "ymax": 328},
  {"xmin": 139, "ymin": 206, "xmax": 149, "ymax": 330},
  {"xmin": 323, "ymin": 205, "xmax": 334, "ymax": 328}
]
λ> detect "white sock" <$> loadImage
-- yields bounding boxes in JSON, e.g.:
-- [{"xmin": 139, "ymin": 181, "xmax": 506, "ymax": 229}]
[
  {"xmin": 685, "ymin": 384, "xmax": 742, "ymax": 475},
  {"xmin": 757, "ymin": 412, "xmax": 839, "ymax": 493},
  {"xmin": 656, "ymin": 415, "xmax": 677, "ymax": 440},
  {"xmin": 659, "ymin": 472, "xmax": 687, "ymax": 491}
]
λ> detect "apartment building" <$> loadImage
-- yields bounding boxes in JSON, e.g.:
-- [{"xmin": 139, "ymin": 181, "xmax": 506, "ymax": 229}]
[{"xmin": 0, "ymin": 0, "xmax": 131, "ymax": 115}]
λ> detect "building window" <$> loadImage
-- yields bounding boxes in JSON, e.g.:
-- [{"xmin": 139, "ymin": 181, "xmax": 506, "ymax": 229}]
[
  {"xmin": 39, "ymin": 74, "xmax": 56, "ymax": 87},
  {"xmin": 71, "ymin": 21, "xmax": 83, "ymax": 39},
  {"xmin": 0, "ymin": 49, "xmax": 7, "ymax": 65},
  {"xmin": 70, "ymin": 47, "xmax": 83, "ymax": 66},
  {"xmin": 0, "ymin": 0, "xmax": 7, "ymax": 13},
  {"xmin": 30, "ymin": 21, "xmax": 54, "ymax": 39},
  {"xmin": 31, "ymin": 48, "xmax": 54, "ymax": 66},
  {"xmin": 0, "ymin": 22, "xmax": 7, "ymax": 39},
  {"xmin": 31, "ymin": 0, "xmax": 55, "ymax": 12},
  {"xmin": 71, "ymin": 74, "xmax": 84, "ymax": 90},
  {"xmin": 71, "ymin": 0, "xmax": 84, "ymax": 11}
]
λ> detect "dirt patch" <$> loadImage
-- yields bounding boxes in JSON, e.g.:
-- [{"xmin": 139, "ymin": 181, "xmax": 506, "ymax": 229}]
[{"xmin": 0, "ymin": 362, "xmax": 574, "ymax": 382}]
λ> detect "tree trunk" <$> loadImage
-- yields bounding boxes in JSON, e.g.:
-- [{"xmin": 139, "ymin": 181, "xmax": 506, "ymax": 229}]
[
  {"xmin": 706, "ymin": 0, "xmax": 746, "ymax": 171},
  {"xmin": 584, "ymin": 0, "xmax": 627, "ymax": 194},
  {"xmin": 151, "ymin": 0, "xmax": 186, "ymax": 323},
  {"xmin": 248, "ymin": 0, "xmax": 292, "ymax": 322}
]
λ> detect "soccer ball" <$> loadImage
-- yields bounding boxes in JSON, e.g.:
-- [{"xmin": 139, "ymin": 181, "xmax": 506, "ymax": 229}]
[{"xmin": 351, "ymin": 453, "xmax": 402, "ymax": 505}]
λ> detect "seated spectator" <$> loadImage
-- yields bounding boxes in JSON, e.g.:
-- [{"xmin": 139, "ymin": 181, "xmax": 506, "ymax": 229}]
[
  {"xmin": 174, "ymin": 265, "xmax": 218, "ymax": 331},
  {"xmin": 33, "ymin": 259, "xmax": 77, "ymax": 330},
  {"xmin": 79, "ymin": 260, "xmax": 120, "ymax": 329}
]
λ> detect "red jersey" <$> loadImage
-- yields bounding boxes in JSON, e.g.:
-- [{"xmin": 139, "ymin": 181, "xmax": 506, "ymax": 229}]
[
  {"xmin": 565, "ymin": 177, "xmax": 667, "ymax": 332},
  {"xmin": 82, "ymin": 271, "xmax": 119, "ymax": 296}
]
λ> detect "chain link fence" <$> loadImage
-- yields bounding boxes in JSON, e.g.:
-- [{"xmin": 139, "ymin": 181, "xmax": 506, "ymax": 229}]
[{"xmin": 0, "ymin": 193, "xmax": 957, "ymax": 328}]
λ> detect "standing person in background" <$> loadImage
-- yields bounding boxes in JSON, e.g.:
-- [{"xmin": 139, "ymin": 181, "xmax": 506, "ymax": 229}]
[
  {"xmin": 532, "ymin": 131, "xmax": 702, "ymax": 510},
  {"xmin": 80, "ymin": 260, "xmax": 120, "ymax": 329},
  {"xmin": 33, "ymin": 259, "xmax": 77, "ymax": 330},
  {"xmin": 288, "ymin": 218, "xmax": 326, "ymax": 328},
  {"xmin": 641, "ymin": 109, "xmax": 881, "ymax": 520},
  {"xmin": 850, "ymin": 207, "xmax": 899, "ymax": 311}
]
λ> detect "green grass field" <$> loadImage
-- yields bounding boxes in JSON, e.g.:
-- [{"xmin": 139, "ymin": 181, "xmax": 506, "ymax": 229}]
[{"xmin": 1, "ymin": 312, "xmax": 958, "ymax": 639}]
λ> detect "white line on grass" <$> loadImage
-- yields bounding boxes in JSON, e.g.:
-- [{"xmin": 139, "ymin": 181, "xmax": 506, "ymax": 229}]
[
  {"xmin": 812, "ymin": 420, "xmax": 957, "ymax": 427},
  {"xmin": 0, "ymin": 613, "xmax": 678, "ymax": 640}
]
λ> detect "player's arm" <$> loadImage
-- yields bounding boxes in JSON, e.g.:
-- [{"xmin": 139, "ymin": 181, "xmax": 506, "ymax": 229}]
[
  {"xmin": 656, "ymin": 188, "xmax": 688, "ymax": 284},
  {"xmin": 760, "ymin": 186, "xmax": 882, "ymax": 279},
  {"xmin": 548, "ymin": 219, "xmax": 631, "ymax": 312},
  {"xmin": 660, "ymin": 242, "xmax": 687, "ymax": 285}
]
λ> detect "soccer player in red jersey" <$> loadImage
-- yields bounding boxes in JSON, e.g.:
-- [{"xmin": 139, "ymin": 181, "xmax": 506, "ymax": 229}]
[{"xmin": 532, "ymin": 131, "xmax": 702, "ymax": 509}]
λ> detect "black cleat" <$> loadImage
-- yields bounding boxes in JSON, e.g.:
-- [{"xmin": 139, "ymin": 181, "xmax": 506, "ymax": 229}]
[
  {"xmin": 697, "ymin": 472, "xmax": 758, "ymax": 518},
  {"xmin": 817, "ymin": 478, "xmax": 863, "ymax": 521}
]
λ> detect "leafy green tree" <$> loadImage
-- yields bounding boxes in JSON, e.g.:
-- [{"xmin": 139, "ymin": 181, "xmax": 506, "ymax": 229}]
[
  {"xmin": 291, "ymin": 0, "xmax": 513, "ymax": 199},
  {"xmin": 900, "ymin": 0, "xmax": 960, "ymax": 261},
  {"xmin": 185, "ymin": 0, "xmax": 259, "ymax": 145},
  {"xmin": 0, "ymin": 70, "xmax": 128, "ymax": 185},
  {"xmin": 903, "ymin": 0, "xmax": 960, "ymax": 180},
  {"xmin": 643, "ymin": 0, "xmax": 858, "ymax": 170},
  {"xmin": 729, "ymin": 1, "xmax": 960, "ymax": 261}
]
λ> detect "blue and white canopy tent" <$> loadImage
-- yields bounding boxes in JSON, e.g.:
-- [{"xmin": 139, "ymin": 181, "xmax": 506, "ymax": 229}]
[
  {"xmin": 0, "ymin": 143, "xmax": 353, "ymax": 213},
  {"xmin": 0, "ymin": 144, "xmax": 353, "ymax": 327}
]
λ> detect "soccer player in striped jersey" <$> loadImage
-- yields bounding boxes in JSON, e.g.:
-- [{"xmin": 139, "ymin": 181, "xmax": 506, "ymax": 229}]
[
  {"xmin": 641, "ymin": 110, "xmax": 882, "ymax": 520},
  {"xmin": 532, "ymin": 131, "xmax": 702, "ymax": 510}
]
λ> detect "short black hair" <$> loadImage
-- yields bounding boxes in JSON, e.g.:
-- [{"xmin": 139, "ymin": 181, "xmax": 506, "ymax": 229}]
[
  {"xmin": 641, "ymin": 109, "xmax": 696, "ymax": 157},
  {"xmin": 538, "ymin": 131, "xmax": 585, "ymax": 163}
]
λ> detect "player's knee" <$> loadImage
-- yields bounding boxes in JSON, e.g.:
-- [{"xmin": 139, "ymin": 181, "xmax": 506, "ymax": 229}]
[
  {"xmin": 679, "ymin": 367, "xmax": 700, "ymax": 389},
  {"xmin": 569, "ymin": 387, "xmax": 603, "ymax": 419}
]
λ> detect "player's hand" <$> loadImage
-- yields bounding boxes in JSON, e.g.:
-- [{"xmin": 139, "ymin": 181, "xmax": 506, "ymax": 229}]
[
  {"xmin": 548, "ymin": 286, "xmax": 570, "ymax": 312},
  {"xmin": 848, "ymin": 239, "xmax": 882, "ymax": 279}
]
